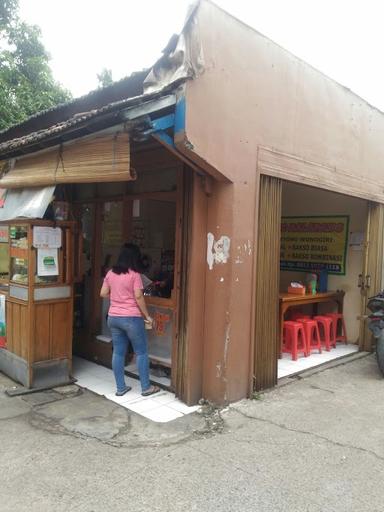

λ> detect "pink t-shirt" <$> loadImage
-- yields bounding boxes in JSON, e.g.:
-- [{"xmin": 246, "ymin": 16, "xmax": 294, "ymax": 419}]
[{"xmin": 103, "ymin": 269, "xmax": 143, "ymax": 317}]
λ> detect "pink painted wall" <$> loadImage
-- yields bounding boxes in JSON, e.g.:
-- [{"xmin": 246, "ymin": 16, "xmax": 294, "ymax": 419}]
[
  {"xmin": 181, "ymin": 0, "xmax": 384, "ymax": 403},
  {"xmin": 185, "ymin": 1, "xmax": 384, "ymax": 185}
]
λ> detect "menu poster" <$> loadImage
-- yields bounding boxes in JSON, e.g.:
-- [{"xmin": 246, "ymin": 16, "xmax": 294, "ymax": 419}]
[
  {"xmin": 33, "ymin": 226, "xmax": 62, "ymax": 249},
  {"xmin": 37, "ymin": 248, "xmax": 59, "ymax": 276},
  {"xmin": 280, "ymin": 216, "xmax": 349, "ymax": 275}
]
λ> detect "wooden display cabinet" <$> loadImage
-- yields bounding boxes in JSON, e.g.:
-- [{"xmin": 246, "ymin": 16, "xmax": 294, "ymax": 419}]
[{"xmin": 0, "ymin": 219, "xmax": 75, "ymax": 388}]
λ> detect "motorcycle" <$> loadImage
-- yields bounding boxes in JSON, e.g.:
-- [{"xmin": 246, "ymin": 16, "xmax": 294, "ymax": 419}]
[{"xmin": 367, "ymin": 292, "xmax": 384, "ymax": 376}]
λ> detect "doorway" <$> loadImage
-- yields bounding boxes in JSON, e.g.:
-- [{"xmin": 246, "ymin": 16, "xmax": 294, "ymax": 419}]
[
  {"xmin": 253, "ymin": 175, "xmax": 383, "ymax": 391},
  {"xmin": 71, "ymin": 165, "xmax": 183, "ymax": 393},
  {"xmin": 278, "ymin": 181, "xmax": 365, "ymax": 378}
]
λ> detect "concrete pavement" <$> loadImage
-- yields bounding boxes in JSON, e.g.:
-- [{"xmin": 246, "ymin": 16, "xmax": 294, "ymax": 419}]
[{"xmin": 1, "ymin": 354, "xmax": 384, "ymax": 511}]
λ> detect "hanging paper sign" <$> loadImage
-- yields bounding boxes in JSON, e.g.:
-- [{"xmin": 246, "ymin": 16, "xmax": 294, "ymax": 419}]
[
  {"xmin": 0, "ymin": 189, "xmax": 7, "ymax": 208},
  {"xmin": 153, "ymin": 311, "xmax": 171, "ymax": 337},
  {"xmin": 146, "ymin": 305, "xmax": 173, "ymax": 364},
  {"xmin": 37, "ymin": 248, "xmax": 59, "ymax": 276},
  {"xmin": 280, "ymin": 216, "xmax": 349, "ymax": 275},
  {"xmin": 0, "ymin": 226, "xmax": 8, "ymax": 243},
  {"xmin": 33, "ymin": 226, "xmax": 62, "ymax": 249}
]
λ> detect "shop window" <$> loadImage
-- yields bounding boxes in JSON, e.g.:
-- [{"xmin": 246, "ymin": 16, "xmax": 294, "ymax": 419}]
[
  {"xmin": 73, "ymin": 204, "xmax": 95, "ymax": 330},
  {"xmin": 10, "ymin": 225, "xmax": 28, "ymax": 284},
  {"xmin": 101, "ymin": 201, "xmax": 123, "ymax": 272},
  {"xmin": 10, "ymin": 257, "xmax": 28, "ymax": 284},
  {"xmin": 132, "ymin": 199, "xmax": 176, "ymax": 299},
  {"xmin": 80, "ymin": 203, "xmax": 95, "ymax": 278},
  {"xmin": 10, "ymin": 225, "xmax": 28, "ymax": 249}
]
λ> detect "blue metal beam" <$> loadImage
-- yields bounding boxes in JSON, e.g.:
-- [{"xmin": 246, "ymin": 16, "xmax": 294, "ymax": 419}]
[{"xmin": 151, "ymin": 113, "xmax": 175, "ymax": 132}]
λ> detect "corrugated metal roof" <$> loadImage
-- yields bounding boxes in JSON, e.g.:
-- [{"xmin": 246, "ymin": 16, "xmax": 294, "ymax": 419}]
[
  {"xmin": 0, "ymin": 87, "xmax": 178, "ymax": 159},
  {"xmin": 0, "ymin": 70, "xmax": 149, "ymax": 144}
]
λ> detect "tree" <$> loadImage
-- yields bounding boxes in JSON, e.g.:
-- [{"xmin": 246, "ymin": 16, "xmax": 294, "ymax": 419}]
[
  {"xmin": 0, "ymin": 0, "xmax": 17, "ymax": 30},
  {"xmin": 0, "ymin": 0, "xmax": 71, "ymax": 131},
  {"xmin": 97, "ymin": 68, "xmax": 113, "ymax": 88}
]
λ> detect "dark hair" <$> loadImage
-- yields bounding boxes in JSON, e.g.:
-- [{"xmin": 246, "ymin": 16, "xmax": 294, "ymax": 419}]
[{"xmin": 112, "ymin": 244, "xmax": 142, "ymax": 275}]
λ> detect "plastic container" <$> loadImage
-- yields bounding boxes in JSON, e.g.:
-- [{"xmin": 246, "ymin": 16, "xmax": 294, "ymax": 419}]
[
  {"xmin": 144, "ymin": 318, "xmax": 153, "ymax": 330},
  {"xmin": 288, "ymin": 286, "xmax": 306, "ymax": 295},
  {"xmin": 53, "ymin": 201, "xmax": 69, "ymax": 221},
  {"xmin": 319, "ymin": 270, "xmax": 328, "ymax": 293}
]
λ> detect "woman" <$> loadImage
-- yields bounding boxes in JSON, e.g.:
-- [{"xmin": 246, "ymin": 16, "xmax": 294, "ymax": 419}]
[{"xmin": 100, "ymin": 244, "xmax": 160, "ymax": 397}]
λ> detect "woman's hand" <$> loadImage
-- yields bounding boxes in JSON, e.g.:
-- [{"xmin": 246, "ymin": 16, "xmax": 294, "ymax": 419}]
[
  {"xmin": 134, "ymin": 288, "xmax": 151, "ymax": 320},
  {"xmin": 144, "ymin": 316, "xmax": 153, "ymax": 330}
]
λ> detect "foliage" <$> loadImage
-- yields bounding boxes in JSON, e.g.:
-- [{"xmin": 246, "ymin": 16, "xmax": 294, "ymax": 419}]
[
  {"xmin": 97, "ymin": 68, "xmax": 113, "ymax": 88},
  {"xmin": 0, "ymin": 0, "xmax": 71, "ymax": 131}
]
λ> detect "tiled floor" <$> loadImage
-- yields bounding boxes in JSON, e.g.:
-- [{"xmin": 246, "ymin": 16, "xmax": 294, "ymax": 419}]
[
  {"xmin": 125, "ymin": 362, "xmax": 171, "ymax": 388},
  {"xmin": 278, "ymin": 343, "xmax": 359, "ymax": 379},
  {"xmin": 72, "ymin": 356, "xmax": 199, "ymax": 423}
]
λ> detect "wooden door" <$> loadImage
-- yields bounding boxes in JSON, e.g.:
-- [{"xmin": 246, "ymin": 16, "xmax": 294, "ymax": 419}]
[
  {"xmin": 359, "ymin": 202, "xmax": 384, "ymax": 351},
  {"xmin": 253, "ymin": 175, "xmax": 282, "ymax": 391}
]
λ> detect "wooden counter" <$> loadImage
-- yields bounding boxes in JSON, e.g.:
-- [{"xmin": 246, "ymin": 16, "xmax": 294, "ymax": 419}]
[{"xmin": 0, "ymin": 220, "xmax": 75, "ymax": 389}]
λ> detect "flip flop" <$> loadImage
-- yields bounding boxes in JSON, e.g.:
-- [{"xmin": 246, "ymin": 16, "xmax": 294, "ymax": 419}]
[
  {"xmin": 115, "ymin": 385, "xmax": 132, "ymax": 397},
  {"xmin": 141, "ymin": 385, "xmax": 160, "ymax": 397}
]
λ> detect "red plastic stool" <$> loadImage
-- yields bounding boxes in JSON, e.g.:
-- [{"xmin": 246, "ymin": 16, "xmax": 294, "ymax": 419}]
[
  {"xmin": 314, "ymin": 316, "xmax": 336, "ymax": 351},
  {"xmin": 282, "ymin": 321, "xmax": 308, "ymax": 361},
  {"xmin": 324, "ymin": 313, "xmax": 348, "ymax": 344},
  {"xmin": 296, "ymin": 318, "xmax": 322, "ymax": 355}
]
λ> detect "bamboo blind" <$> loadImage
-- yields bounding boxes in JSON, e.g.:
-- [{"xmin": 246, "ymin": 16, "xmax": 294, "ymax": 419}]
[
  {"xmin": 0, "ymin": 132, "xmax": 132, "ymax": 188},
  {"xmin": 253, "ymin": 175, "xmax": 282, "ymax": 391}
]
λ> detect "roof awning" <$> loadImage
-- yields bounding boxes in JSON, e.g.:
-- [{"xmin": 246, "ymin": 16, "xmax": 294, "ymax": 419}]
[
  {"xmin": 0, "ymin": 186, "xmax": 55, "ymax": 221},
  {"xmin": 0, "ymin": 132, "xmax": 133, "ymax": 189}
]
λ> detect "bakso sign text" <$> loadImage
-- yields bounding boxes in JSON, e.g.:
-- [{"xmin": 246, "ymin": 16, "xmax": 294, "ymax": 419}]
[{"xmin": 280, "ymin": 216, "xmax": 349, "ymax": 275}]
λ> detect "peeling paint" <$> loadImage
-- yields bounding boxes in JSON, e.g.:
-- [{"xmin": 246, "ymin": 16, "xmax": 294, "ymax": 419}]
[
  {"xmin": 207, "ymin": 233, "xmax": 231, "ymax": 269},
  {"xmin": 220, "ymin": 277, "xmax": 224, "ymax": 282},
  {"xmin": 207, "ymin": 233, "xmax": 215, "ymax": 270},
  {"xmin": 216, "ymin": 362, "xmax": 222, "ymax": 378},
  {"xmin": 223, "ymin": 323, "xmax": 230, "ymax": 364}
]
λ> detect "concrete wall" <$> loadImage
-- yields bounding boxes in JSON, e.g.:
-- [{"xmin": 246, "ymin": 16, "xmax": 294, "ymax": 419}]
[
  {"xmin": 281, "ymin": 182, "xmax": 367, "ymax": 343},
  {"xmin": 181, "ymin": 1, "xmax": 384, "ymax": 403}
]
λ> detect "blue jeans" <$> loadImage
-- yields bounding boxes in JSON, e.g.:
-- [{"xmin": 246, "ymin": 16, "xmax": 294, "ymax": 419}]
[{"xmin": 107, "ymin": 316, "xmax": 150, "ymax": 393}]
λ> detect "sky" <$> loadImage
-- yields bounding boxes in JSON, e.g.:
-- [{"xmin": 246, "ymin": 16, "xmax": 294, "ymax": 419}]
[{"xmin": 18, "ymin": 0, "xmax": 384, "ymax": 111}]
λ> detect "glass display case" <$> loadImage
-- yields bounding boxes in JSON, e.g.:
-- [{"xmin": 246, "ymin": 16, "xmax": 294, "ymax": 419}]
[
  {"xmin": 0, "ymin": 218, "xmax": 76, "ymax": 390},
  {"xmin": 10, "ymin": 225, "xmax": 28, "ymax": 249},
  {"xmin": 10, "ymin": 256, "xmax": 28, "ymax": 284},
  {"xmin": 0, "ymin": 221, "xmax": 72, "ymax": 289},
  {"xmin": 9, "ymin": 224, "xmax": 29, "ymax": 284}
]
